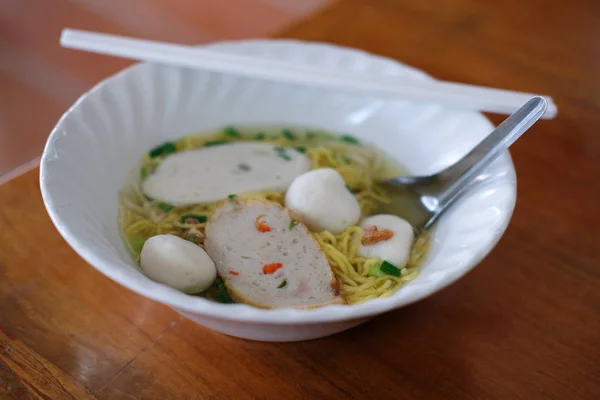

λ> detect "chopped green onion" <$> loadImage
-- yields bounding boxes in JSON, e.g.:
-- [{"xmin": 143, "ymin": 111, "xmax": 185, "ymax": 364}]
[
  {"xmin": 306, "ymin": 131, "xmax": 317, "ymax": 139},
  {"xmin": 289, "ymin": 220, "xmax": 299, "ymax": 230},
  {"xmin": 238, "ymin": 163, "xmax": 251, "ymax": 171},
  {"xmin": 369, "ymin": 261, "xmax": 402, "ymax": 277},
  {"xmin": 282, "ymin": 129, "xmax": 295, "ymax": 141},
  {"xmin": 204, "ymin": 140, "xmax": 228, "ymax": 147},
  {"xmin": 274, "ymin": 147, "xmax": 291, "ymax": 161},
  {"xmin": 340, "ymin": 135, "xmax": 360, "ymax": 144},
  {"xmin": 277, "ymin": 280, "xmax": 287, "ymax": 288},
  {"xmin": 255, "ymin": 133, "xmax": 266, "ymax": 140},
  {"xmin": 158, "ymin": 203, "xmax": 174, "ymax": 212},
  {"xmin": 140, "ymin": 167, "xmax": 149, "ymax": 181},
  {"xmin": 380, "ymin": 260, "xmax": 401, "ymax": 277},
  {"xmin": 223, "ymin": 126, "xmax": 241, "ymax": 138},
  {"xmin": 149, "ymin": 141, "xmax": 176, "ymax": 158},
  {"xmin": 228, "ymin": 194, "xmax": 238, "ymax": 199},
  {"xmin": 295, "ymin": 146, "xmax": 307, "ymax": 153},
  {"xmin": 180, "ymin": 214, "xmax": 208, "ymax": 224},
  {"xmin": 185, "ymin": 235, "xmax": 198, "ymax": 244},
  {"xmin": 345, "ymin": 184, "xmax": 352, "ymax": 192},
  {"xmin": 368, "ymin": 264, "xmax": 384, "ymax": 277},
  {"xmin": 144, "ymin": 195, "xmax": 154, "ymax": 202},
  {"xmin": 131, "ymin": 237, "xmax": 146, "ymax": 252},
  {"xmin": 216, "ymin": 277, "xmax": 234, "ymax": 303}
]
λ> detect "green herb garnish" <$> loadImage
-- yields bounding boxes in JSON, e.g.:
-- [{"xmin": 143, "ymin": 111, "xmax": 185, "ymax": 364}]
[
  {"xmin": 131, "ymin": 237, "xmax": 146, "ymax": 253},
  {"xmin": 158, "ymin": 203, "xmax": 174, "ymax": 212},
  {"xmin": 274, "ymin": 147, "xmax": 291, "ymax": 161},
  {"xmin": 368, "ymin": 261, "xmax": 402, "ymax": 277},
  {"xmin": 380, "ymin": 260, "xmax": 401, "ymax": 277},
  {"xmin": 180, "ymin": 214, "xmax": 208, "ymax": 224},
  {"xmin": 185, "ymin": 235, "xmax": 199, "ymax": 244},
  {"xmin": 144, "ymin": 195, "xmax": 154, "ymax": 202},
  {"xmin": 282, "ymin": 129, "xmax": 295, "ymax": 141},
  {"xmin": 277, "ymin": 280, "xmax": 287, "ymax": 288},
  {"xmin": 289, "ymin": 220, "xmax": 299, "ymax": 230},
  {"xmin": 223, "ymin": 126, "xmax": 241, "ymax": 138},
  {"xmin": 340, "ymin": 135, "xmax": 360, "ymax": 144},
  {"xmin": 228, "ymin": 194, "xmax": 238, "ymax": 199},
  {"xmin": 345, "ymin": 184, "xmax": 352, "ymax": 192},
  {"xmin": 149, "ymin": 141, "xmax": 177, "ymax": 158},
  {"xmin": 204, "ymin": 140, "xmax": 228, "ymax": 147},
  {"xmin": 215, "ymin": 277, "xmax": 234, "ymax": 304},
  {"xmin": 140, "ymin": 167, "xmax": 149, "ymax": 180},
  {"xmin": 306, "ymin": 131, "xmax": 317, "ymax": 139},
  {"xmin": 295, "ymin": 146, "xmax": 306, "ymax": 153},
  {"xmin": 368, "ymin": 264, "xmax": 383, "ymax": 277},
  {"xmin": 238, "ymin": 163, "xmax": 251, "ymax": 171},
  {"xmin": 255, "ymin": 133, "xmax": 266, "ymax": 140}
]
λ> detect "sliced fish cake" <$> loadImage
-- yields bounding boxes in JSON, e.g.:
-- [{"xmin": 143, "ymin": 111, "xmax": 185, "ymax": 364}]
[{"xmin": 204, "ymin": 198, "xmax": 344, "ymax": 309}]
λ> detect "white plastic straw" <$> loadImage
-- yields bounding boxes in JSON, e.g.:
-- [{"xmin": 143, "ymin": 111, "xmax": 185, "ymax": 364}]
[{"xmin": 60, "ymin": 28, "xmax": 557, "ymax": 119}]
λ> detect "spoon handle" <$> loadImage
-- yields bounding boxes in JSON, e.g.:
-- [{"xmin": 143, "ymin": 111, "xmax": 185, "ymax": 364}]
[{"xmin": 435, "ymin": 96, "xmax": 548, "ymax": 209}]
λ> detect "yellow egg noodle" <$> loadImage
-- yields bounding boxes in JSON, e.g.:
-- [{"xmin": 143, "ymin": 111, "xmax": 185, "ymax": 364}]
[{"xmin": 119, "ymin": 128, "xmax": 429, "ymax": 304}]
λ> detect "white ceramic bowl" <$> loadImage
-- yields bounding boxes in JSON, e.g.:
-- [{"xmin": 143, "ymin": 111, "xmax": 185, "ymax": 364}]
[{"xmin": 40, "ymin": 40, "xmax": 516, "ymax": 342}]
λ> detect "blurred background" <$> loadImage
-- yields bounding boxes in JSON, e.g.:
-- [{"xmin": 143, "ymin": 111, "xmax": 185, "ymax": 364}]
[{"xmin": 0, "ymin": 0, "xmax": 333, "ymax": 181}]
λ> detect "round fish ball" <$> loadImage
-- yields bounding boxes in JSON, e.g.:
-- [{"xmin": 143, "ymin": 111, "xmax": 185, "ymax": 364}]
[
  {"xmin": 285, "ymin": 168, "xmax": 361, "ymax": 234},
  {"xmin": 140, "ymin": 234, "xmax": 217, "ymax": 293},
  {"xmin": 359, "ymin": 214, "xmax": 414, "ymax": 267}
]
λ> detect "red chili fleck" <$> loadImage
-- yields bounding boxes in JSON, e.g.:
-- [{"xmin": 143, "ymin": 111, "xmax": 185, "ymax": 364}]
[
  {"xmin": 362, "ymin": 225, "xmax": 394, "ymax": 245},
  {"xmin": 228, "ymin": 270, "xmax": 239, "ymax": 276},
  {"xmin": 263, "ymin": 263, "xmax": 283, "ymax": 274},
  {"xmin": 255, "ymin": 215, "xmax": 272, "ymax": 233}
]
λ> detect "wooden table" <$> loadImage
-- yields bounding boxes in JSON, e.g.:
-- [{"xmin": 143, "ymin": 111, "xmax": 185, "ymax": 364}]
[{"xmin": 2, "ymin": 0, "xmax": 600, "ymax": 398}]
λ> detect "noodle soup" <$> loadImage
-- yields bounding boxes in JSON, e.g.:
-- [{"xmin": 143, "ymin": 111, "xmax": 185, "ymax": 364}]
[{"xmin": 119, "ymin": 126, "xmax": 430, "ymax": 307}]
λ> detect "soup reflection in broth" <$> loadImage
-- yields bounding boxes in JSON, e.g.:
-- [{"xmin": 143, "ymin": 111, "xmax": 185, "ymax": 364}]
[{"xmin": 119, "ymin": 127, "xmax": 430, "ymax": 308}]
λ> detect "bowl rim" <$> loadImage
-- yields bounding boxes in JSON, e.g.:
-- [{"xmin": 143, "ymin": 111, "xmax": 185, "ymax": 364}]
[{"xmin": 40, "ymin": 38, "xmax": 517, "ymax": 324}]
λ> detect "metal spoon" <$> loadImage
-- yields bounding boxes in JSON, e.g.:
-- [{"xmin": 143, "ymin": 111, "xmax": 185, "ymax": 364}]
[{"xmin": 379, "ymin": 96, "xmax": 548, "ymax": 231}]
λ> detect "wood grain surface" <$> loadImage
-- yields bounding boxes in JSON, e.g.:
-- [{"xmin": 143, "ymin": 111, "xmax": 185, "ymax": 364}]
[{"xmin": 1, "ymin": 0, "xmax": 600, "ymax": 399}]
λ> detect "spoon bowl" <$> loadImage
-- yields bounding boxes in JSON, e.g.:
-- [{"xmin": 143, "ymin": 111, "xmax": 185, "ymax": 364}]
[{"xmin": 380, "ymin": 96, "xmax": 548, "ymax": 230}]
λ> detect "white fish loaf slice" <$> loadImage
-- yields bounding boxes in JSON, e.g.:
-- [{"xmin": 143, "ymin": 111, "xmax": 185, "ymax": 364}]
[{"xmin": 204, "ymin": 198, "xmax": 345, "ymax": 309}]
